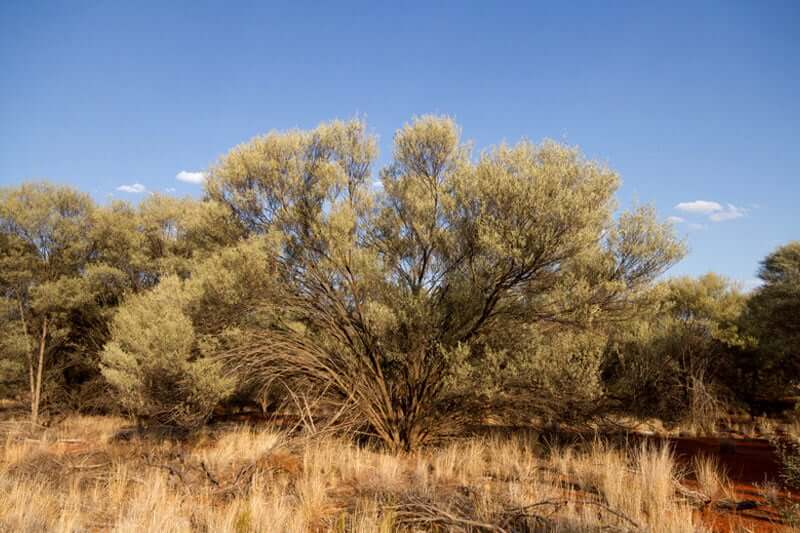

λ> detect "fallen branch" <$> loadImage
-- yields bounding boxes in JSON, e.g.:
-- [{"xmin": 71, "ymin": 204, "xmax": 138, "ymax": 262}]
[
  {"xmin": 505, "ymin": 499, "xmax": 643, "ymax": 531},
  {"xmin": 144, "ymin": 461, "xmax": 186, "ymax": 484},
  {"xmin": 68, "ymin": 463, "xmax": 109, "ymax": 470},
  {"xmin": 391, "ymin": 501, "xmax": 509, "ymax": 533},
  {"xmin": 673, "ymin": 482, "xmax": 759, "ymax": 512},
  {"xmin": 200, "ymin": 461, "xmax": 221, "ymax": 487}
]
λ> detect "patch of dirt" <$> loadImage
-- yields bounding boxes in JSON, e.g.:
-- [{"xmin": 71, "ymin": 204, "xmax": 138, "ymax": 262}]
[
  {"xmin": 669, "ymin": 436, "xmax": 782, "ymax": 484},
  {"xmin": 666, "ymin": 436, "xmax": 799, "ymax": 532}
]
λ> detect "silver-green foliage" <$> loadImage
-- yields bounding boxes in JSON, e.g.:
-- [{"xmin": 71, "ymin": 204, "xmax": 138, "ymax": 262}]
[
  {"xmin": 101, "ymin": 275, "xmax": 234, "ymax": 428},
  {"xmin": 100, "ymin": 235, "xmax": 279, "ymax": 427},
  {"xmin": 210, "ymin": 116, "xmax": 686, "ymax": 450}
]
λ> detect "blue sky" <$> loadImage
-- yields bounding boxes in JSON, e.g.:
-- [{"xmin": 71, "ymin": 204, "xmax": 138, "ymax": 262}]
[{"xmin": 1, "ymin": 1, "xmax": 798, "ymax": 286}]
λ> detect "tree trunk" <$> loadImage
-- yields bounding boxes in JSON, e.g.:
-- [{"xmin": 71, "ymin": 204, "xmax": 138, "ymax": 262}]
[
  {"xmin": 31, "ymin": 317, "xmax": 47, "ymax": 426},
  {"xmin": 16, "ymin": 297, "xmax": 36, "ymax": 415}
]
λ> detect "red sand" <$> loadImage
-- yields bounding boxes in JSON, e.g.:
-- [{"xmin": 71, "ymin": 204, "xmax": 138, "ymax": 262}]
[
  {"xmin": 664, "ymin": 436, "xmax": 798, "ymax": 532},
  {"xmin": 668, "ymin": 436, "xmax": 782, "ymax": 485}
]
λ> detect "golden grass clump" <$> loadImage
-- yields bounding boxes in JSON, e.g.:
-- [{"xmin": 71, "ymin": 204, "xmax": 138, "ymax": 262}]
[{"xmin": 0, "ymin": 415, "xmax": 721, "ymax": 532}]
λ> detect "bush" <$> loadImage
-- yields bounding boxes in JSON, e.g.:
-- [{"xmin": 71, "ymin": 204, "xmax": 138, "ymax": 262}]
[
  {"xmin": 771, "ymin": 435, "xmax": 800, "ymax": 489},
  {"xmin": 604, "ymin": 274, "xmax": 748, "ymax": 430},
  {"xmin": 211, "ymin": 117, "xmax": 684, "ymax": 451},
  {"xmin": 101, "ymin": 276, "xmax": 234, "ymax": 429}
]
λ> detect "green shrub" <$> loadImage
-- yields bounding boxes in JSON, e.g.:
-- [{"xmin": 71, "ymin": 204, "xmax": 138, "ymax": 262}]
[
  {"xmin": 211, "ymin": 117, "xmax": 685, "ymax": 451},
  {"xmin": 101, "ymin": 276, "xmax": 234, "ymax": 428},
  {"xmin": 770, "ymin": 435, "xmax": 800, "ymax": 489}
]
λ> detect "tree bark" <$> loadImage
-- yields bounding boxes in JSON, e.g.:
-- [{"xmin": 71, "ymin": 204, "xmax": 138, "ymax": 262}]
[
  {"xmin": 31, "ymin": 316, "xmax": 47, "ymax": 425},
  {"xmin": 16, "ymin": 297, "xmax": 36, "ymax": 413}
]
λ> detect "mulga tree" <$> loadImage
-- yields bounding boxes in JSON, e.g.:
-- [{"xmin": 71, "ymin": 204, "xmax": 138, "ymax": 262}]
[
  {"xmin": 100, "ymin": 275, "xmax": 233, "ymax": 429},
  {"xmin": 0, "ymin": 182, "xmax": 97, "ymax": 423},
  {"xmin": 744, "ymin": 241, "xmax": 800, "ymax": 399},
  {"xmin": 209, "ymin": 116, "xmax": 684, "ymax": 451},
  {"xmin": 90, "ymin": 194, "xmax": 243, "ymax": 291},
  {"xmin": 605, "ymin": 273, "xmax": 750, "ymax": 428},
  {"xmin": 100, "ymin": 236, "xmax": 277, "ymax": 428}
]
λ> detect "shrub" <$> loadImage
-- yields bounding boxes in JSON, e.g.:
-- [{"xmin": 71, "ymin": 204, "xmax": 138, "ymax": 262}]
[
  {"xmin": 771, "ymin": 435, "xmax": 800, "ymax": 489},
  {"xmin": 212, "ymin": 117, "xmax": 684, "ymax": 451},
  {"xmin": 604, "ymin": 274, "xmax": 748, "ymax": 430},
  {"xmin": 101, "ymin": 276, "xmax": 234, "ymax": 428},
  {"xmin": 744, "ymin": 241, "xmax": 800, "ymax": 399}
]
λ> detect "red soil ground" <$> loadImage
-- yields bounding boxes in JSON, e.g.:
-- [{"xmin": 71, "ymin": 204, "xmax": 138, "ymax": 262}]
[{"xmin": 664, "ymin": 436, "xmax": 798, "ymax": 532}]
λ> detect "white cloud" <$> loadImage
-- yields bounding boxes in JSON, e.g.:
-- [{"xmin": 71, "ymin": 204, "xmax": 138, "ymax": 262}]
[
  {"xmin": 176, "ymin": 170, "xmax": 206, "ymax": 184},
  {"xmin": 741, "ymin": 278, "xmax": 763, "ymax": 292},
  {"xmin": 674, "ymin": 200, "xmax": 722, "ymax": 214},
  {"xmin": 666, "ymin": 216, "xmax": 685, "ymax": 224},
  {"xmin": 116, "ymin": 183, "xmax": 146, "ymax": 194},
  {"xmin": 688, "ymin": 223, "xmax": 706, "ymax": 230},
  {"xmin": 372, "ymin": 180, "xmax": 383, "ymax": 188},
  {"xmin": 165, "ymin": 187, "xmax": 176, "ymax": 193},
  {"xmin": 708, "ymin": 204, "xmax": 746, "ymax": 222},
  {"xmin": 674, "ymin": 200, "xmax": 747, "ymax": 223}
]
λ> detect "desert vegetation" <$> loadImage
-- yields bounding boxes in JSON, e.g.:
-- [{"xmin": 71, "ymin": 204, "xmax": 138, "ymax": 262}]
[
  {"xmin": 1, "ymin": 117, "xmax": 799, "ymax": 531},
  {"xmin": 0, "ymin": 415, "xmax": 710, "ymax": 532}
]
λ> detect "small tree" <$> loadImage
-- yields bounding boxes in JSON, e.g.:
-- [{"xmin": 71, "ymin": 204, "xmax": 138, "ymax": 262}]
[
  {"xmin": 100, "ymin": 276, "xmax": 234, "ymax": 429},
  {"xmin": 0, "ymin": 182, "xmax": 95, "ymax": 424},
  {"xmin": 211, "ymin": 117, "xmax": 684, "ymax": 451},
  {"xmin": 100, "ymin": 236, "xmax": 276, "ymax": 427},
  {"xmin": 605, "ymin": 273, "xmax": 750, "ymax": 429},
  {"xmin": 89, "ymin": 194, "xmax": 244, "ymax": 291},
  {"xmin": 745, "ymin": 241, "xmax": 800, "ymax": 397}
]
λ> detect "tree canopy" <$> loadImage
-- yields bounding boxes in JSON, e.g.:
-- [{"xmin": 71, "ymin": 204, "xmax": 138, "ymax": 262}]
[
  {"xmin": 210, "ymin": 116, "xmax": 685, "ymax": 450},
  {"xmin": 744, "ymin": 241, "xmax": 800, "ymax": 395}
]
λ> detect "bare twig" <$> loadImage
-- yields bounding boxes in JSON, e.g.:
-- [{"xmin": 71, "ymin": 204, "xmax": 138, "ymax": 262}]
[
  {"xmin": 391, "ymin": 501, "xmax": 509, "ymax": 533},
  {"xmin": 505, "ymin": 499, "xmax": 643, "ymax": 531},
  {"xmin": 144, "ymin": 461, "xmax": 186, "ymax": 484},
  {"xmin": 200, "ymin": 461, "xmax": 221, "ymax": 487}
]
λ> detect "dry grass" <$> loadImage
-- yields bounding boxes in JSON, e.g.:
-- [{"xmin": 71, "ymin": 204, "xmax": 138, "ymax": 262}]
[
  {"xmin": 0, "ymin": 415, "xmax": 717, "ymax": 532},
  {"xmin": 784, "ymin": 417, "xmax": 800, "ymax": 440},
  {"xmin": 692, "ymin": 454, "xmax": 733, "ymax": 501}
]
